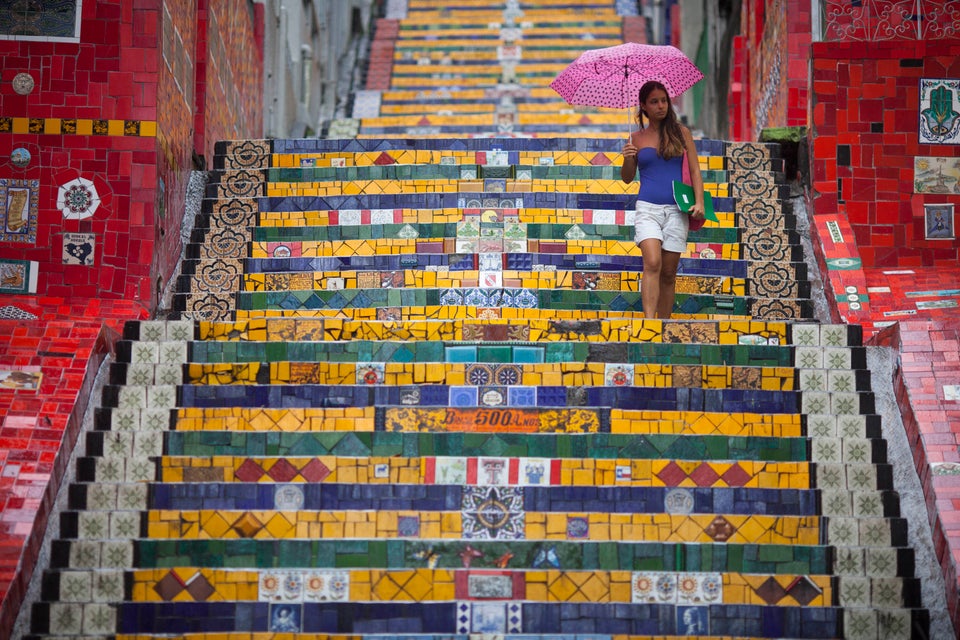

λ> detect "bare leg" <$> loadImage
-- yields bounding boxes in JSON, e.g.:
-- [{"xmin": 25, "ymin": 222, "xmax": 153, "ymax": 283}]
[
  {"xmin": 657, "ymin": 250, "xmax": 682, "ymax": 319},
  {"xmin": 638, "ymin": 238, "xmax": 663, "ymax": 318}
]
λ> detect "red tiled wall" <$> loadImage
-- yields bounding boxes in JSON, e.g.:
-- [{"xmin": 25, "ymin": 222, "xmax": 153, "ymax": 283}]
[
  {"xmin": 155, "ymin": 0, "xmax": 197, "ymax": 308},
  {"xmin": 0, "ymin": 1, "xmax": 159, "ymax": 305},
  {"xmin": 728, "ymin": 35, "xmax": 748, "ymax": 141},
  {"xmin": 730, "ymin": 0, "xmax": 809, "ymax": 140},
  {"xmin": 0, "ymin": 1, "xmax": 263, "ymax": 312},
  {"xmin": 198, "ymin": 0, "xmax": 264, "ymax": 164},
  {"xmin": 810, "ymin": 40, "xmax": 960, "ymax": 268}
]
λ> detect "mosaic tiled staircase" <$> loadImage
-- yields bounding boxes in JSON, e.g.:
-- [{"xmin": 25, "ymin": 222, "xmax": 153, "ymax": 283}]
[
  {"xmin": 176, "ymin": 138, "xmax": 810, "ymax": 321},
  {"xmin": 345, "ymin": 0, "xmax": 648, "ymax": 138},
  {"xmin": 23, "ymin": 135, "xmax": 931, "ymax": 639}
]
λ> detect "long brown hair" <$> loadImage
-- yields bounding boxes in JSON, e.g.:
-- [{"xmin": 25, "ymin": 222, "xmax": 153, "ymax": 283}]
[{"xmin": 637, "ymin": 81, "xmax": 685, "ymax": 160}]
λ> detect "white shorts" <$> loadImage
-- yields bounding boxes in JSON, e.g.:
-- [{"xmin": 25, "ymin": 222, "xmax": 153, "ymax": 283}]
[{"xmin": 634, "ymin": 200, "xmax": 689, "ymax": 253}]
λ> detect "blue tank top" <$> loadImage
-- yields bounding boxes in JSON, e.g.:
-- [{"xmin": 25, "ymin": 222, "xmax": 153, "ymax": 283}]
[{"xmin": 636, "ymin": 147, "xmax": 683, "ymax": 205}]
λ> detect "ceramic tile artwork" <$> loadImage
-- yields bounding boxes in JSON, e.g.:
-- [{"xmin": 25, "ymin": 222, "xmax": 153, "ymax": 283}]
[
  {"xmin": 56, "ymin": 177, "xmax": 101, "ymax": 220},
  {"xmin": 0, "ymin": 178, "xmax": 39, "ymax": 243},
  {"xmin": 61, "ymin": 232, "xmax": 96, "ymax": 266},
  {"xmin": 0, "ymin": 259, "xmax": 39, "ymax": 294},
  {"xmin": 919, "ymin": 78, "xmax": 960, "ymax": 145},
  {"xmin": 2, "ymin": 1, "xmax": 958, "ymax": 640}
]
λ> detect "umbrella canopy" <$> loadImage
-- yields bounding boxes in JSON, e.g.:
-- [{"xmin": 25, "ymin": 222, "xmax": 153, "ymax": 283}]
[{"xmin": 550, "ymin": 43, "xmax": 704, "ymax": 109}]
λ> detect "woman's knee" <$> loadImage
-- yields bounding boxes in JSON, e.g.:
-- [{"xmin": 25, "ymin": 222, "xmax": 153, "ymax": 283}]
[
  {"xmin": 659, "ymin": 270, "xmax": 677, "ymax": 286},
  {"xmin": 659, "ymin": 252, "xmax": 681, "ymax": 282}
]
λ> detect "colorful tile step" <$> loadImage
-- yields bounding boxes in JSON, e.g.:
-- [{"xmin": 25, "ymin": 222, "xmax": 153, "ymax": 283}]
[
  {"xmin": 177, "ymin": 361, "xmax": 801, "ymax": 391},
  {"xmin": 251, "ymin": 207, "xmax": 751, "ymax": 231},
  {"xmin": 152, "ymin": 341, "xmax": 805, "ymax": 367},
  {"xmin": 154, "ymin": 456, "xmax": 813, "ymax": 488},
  {"xmin": 156, "ymin": 383, "xmax": 826, "ymax": 413},
  {"xmin": 245, "ymin": 222, "xmax": 744, "ymax": 243},
  {"xmin": 262, "ymin": 148, "xmax": 733, "ymax": 171},
  {"xmin": 214, "ymin": 137, "xmax": 754, "ymax": 165},
  {"xmin": 208, "ymin": 191, "xmax": 765, "ymax": 221},
  {"xmin": 151, "ymin": 407, "xmax": 813, "ymax": 437},
  {"xmin": 155, "ymin": 430, "xmax": 811, "ymax": 462},
  {"xmin": 33, "ymin": 601, "xmax": 859, "ymax": 637},
  {"xmin": 238, "ymin": 254, "xmax": 791, "ymax": 280},
  {"xmin": 215, "ymin": 164, "xmax": 740, "ymax": 183},
  {"xmin": 226, "ymin": 289, "xmax": 800, "ymax": 318},
  {"xmin": 136, "ymin": 483, "xmax": 821, "ymax": 516},
  {"xmin": 52, "ymin": 536, "xmax": 834, "ymax": 572},
  {"xmin": 235, "ymin": 273, "xmax": 799, "ymax": 303},
  {"xmin": 117, "ymin": 567, "xmax": 834, "ymax": 606},
  {"xmin": 236, "ymin": 163, "xmax": 734, "ymax": 186},
  {"xmin": 238, "ymin": 237, "xmax": 747, "ymax": 261},
  {"xmin": 149, "ymin": 317, "xmax": 805, "ymax": 344},
  {"xmin": 252, "ymin": 178, "xmax": 703, "ymax": 198}
]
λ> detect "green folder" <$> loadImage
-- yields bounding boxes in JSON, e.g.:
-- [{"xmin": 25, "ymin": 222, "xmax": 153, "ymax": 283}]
[{"xmin": 672, "ymin": 180, "xmax": 719, "ymax": 222}]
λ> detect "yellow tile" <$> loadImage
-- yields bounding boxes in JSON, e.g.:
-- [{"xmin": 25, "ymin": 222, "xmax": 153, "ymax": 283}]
[
  {"xmin": 139, "ymin": 120, "xmax": 157, "ymax": 137},
  {"xmin": 200, "ymin": 512, "xmax": 233, "ymax": 538},
  {"xmin": 738, "ymin": 515, "xmax": 777, "ymax": 543}
]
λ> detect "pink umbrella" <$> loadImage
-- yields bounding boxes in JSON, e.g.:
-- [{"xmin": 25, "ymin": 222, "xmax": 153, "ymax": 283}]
[{"xmin": 550, "ymin": 43, "xmax": 704, "ymax": 109}]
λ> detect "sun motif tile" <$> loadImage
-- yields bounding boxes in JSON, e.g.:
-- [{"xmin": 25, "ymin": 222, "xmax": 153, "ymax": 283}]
[{"xmin": 461, "ymin": 486, "xmax": 524, "ymax": 540}]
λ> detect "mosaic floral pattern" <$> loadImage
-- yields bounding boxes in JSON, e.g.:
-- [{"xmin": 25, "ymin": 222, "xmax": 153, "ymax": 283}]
[
  {"xmin": 0, "ymin": 0, "xmax": 79, "ymax": 39},
  {"xmin": 56, "ymin": 176, "xmax": 100, "ymax": 220},
  {"xmin": 461, "ymin": 487, "xmax": 525, "ymax": 539}
]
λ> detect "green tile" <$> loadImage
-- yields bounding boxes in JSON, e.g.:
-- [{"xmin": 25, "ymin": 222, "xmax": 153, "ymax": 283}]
[
  {"xmin": 329, "ymin": 433, "xmax": 371, "ymax": 457},
  {"xmin": 415, "ymin": 343, "xmax": 443, "ymax": 362},
  {"xmin": 264, "ymin": 342, "xmax": 286, "ymax": 362},
  {"xmin": 544, "ymin": 343, "xmax": 574, "ymax": 362},
  {"xmin": 275, "ymin": 539, "xmax": 315, "ymax": 568},
  {"xmin": 513, "ymin": 346, "xmax": 544, "ymax": 363},
  {"xmin": 388, "ymin": 344, "xmax": 417, "ymax": 363},
  {"xmin": 723, "ymin": 543, "xmax": 743, "ymax": 572},
  {"xmin": 477, "ymin": 345, "xmax": 511, "ymax": 363},
  {"xmin": 383, "ymin": 541, "xmax": 403, "ymax": 568},
  {"xmin": 370, "ymin": 431, "xmax": 403, "ymax": 456},
  {"xmin": 445, "ymin": 345, "xmax": 477, "ymax": 363},
  {"xmin": 589, "ymin": 542, "xmax": 612, "ymax": 570}
]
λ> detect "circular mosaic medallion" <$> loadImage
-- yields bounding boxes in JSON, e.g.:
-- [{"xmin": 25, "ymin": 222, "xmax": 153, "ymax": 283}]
[
  {"xmin": 274, "ymin": 485, "xmax": 304, "ymax": 510},
  {"xmin": 664, "ymin": 488, "xmax": 695, "ymax": 514},
  {"xmin": 12, "ymin": 73, "xmax": 34, "ymax": 95},
  {"xmin": 57, "ymin": 176, "xmax": 100, "ymax": 220},
  {"xmin": 10, "ymin": 148, "xmax": 31, "ymax": 168}
]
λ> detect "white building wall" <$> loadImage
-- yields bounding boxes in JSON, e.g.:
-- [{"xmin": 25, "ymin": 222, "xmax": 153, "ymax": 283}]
[{"xmin": 259, "ymin": 0, "xmax": 374, "ymax": 138}]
